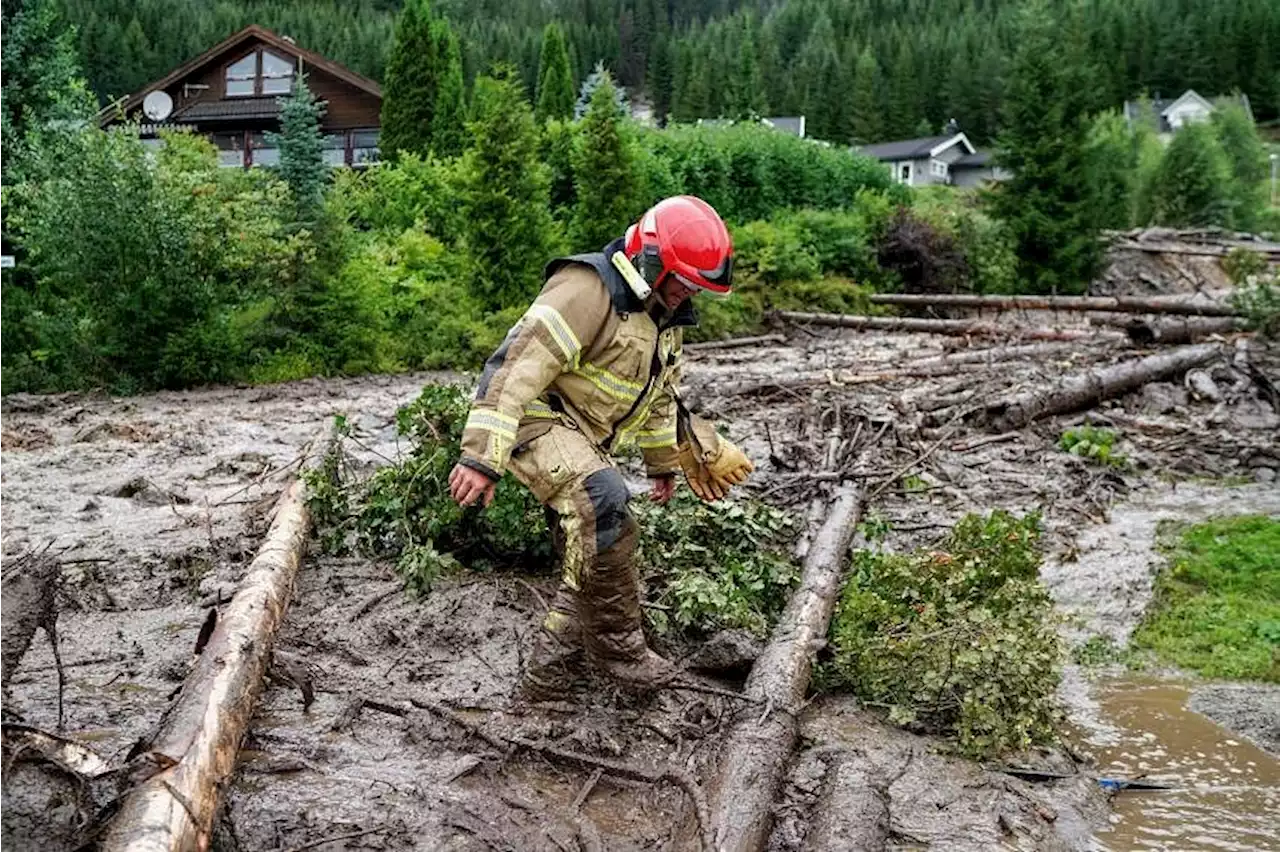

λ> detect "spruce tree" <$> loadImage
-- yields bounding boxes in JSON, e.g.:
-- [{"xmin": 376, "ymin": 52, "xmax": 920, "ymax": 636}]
[
  {"xmin": 729, "ymin": 21, "xmax": 767, "ymax": 120},
  {"xmin": 459, "ymin": 68, "xmax": 558, "ymax": 310},
  {"xmin": 431, "ymin": 20, "xmax": 467, "ymax": 156},
  {"xmin": 887, "ymin": 40, "xmax": 923, "ymax": 139},
  {"xmin": 989, "ymin": 1, "xmax": 1102, "ymax": 294},
  {"xmin": 266, "ymin": 77, "xmax": 328, "ymax": 224},
  {"xmin": 1211, "ymin": 102, "xmax": 1268, "ymax": 231},
  {"xmin": 571, "ymin": 69, "xmax": 638, "ymax": 250},
  {"xmin": 851, "ymin": 45, "xmax": 882, "ymax": 143},
  {"xmin": 535, "ymin": 22, "xmax": 575, "ymax": 123},
  {"xmin": 1083, "ymin": 112, "xmax": 1138, "ymax": 231},
  {"xmin": 381, "ymin": 0, "xmax": 440, "ymax": 160},
  {"xmin": 1150, "ymin": 122, "xmax": 1234, "ymax": 227},
  {"xmin": 647, "ymin": 35, "xmax": 674, "ymax": 126},
  {"xmin": 575, "ymin": 61, "xmax": 628, "ymax": 120}
]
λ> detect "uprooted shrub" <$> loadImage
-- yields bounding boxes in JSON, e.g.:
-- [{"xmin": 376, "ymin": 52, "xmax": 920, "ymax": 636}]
[
  {"xmin": 877, "ymin": 206, "xmax": 971, "ymax": 296},
  {"xmin": 826, "ymin": 511, "xmax": 1063, "ymax": 758},
  {"xmin": 306, "ymin": 384, "xmax": 800, "ymax": 637}
]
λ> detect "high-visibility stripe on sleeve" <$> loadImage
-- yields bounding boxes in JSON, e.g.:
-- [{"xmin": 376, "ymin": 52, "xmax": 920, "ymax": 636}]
[
  {"xmin": 465, "ymin": 409, "xmax": 518, "ymax": 440},
  {"xmin": 523, "ymin": 400, "xmax": 559, "ymax": 419},
  {"xmin": 526, "ymin": 304, "xmax": 581, "ymax": 366},
  {"xmin": 636, "ymin": 428, "xmax": 677, "ymax": 449},
  {"xmin": 573, "ymin": 361, "xmax": 645, "ymax": 402}
]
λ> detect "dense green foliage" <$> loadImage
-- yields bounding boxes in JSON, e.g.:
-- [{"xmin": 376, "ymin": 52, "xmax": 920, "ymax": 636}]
[
  {"xmin": 827, "ymin": 511, "xmax": 1064, "ymax": 758},
  {"xmin": 1226, "ymin": 249, "xmax": 1280, "ymax": 338},
  {"xmin": 380, "ymin": 0, "xmax": 466, "ymax": 161},
  {"xmin": 1149, "ymin": 122, "xmax": 1235, "ymax": 228},
  {"xmin": 49, "ymin": 0, "xmax": 1280, "ymax": 145},
  {"xmin": 1058, "ymin": 426, "xmax": 1127, "ymax": 469},
  {"xmin": 987, "ymin": 2, "xmax": 1102, "ymax": 294},
  {"xmin": 308, "ymin": 383, "xmax": 802, "ymax": 637},
  {"xmin": 459, "ymin": 69, "xmax": 560, "ymax": 310},
  {"xmin": 535, "ymin": 22, "xmax": 575, "ymax": 123},
  {"xmin": 570, "ymin": 70, "xmax": 639, "ymax": 250},
  {"xmin": 1132, "ymin": 516, "xmax": 1280, "ymax": 682}
]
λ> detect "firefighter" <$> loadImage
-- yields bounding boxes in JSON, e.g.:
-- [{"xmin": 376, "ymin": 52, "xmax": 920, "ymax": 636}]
[{"xmin": 447, "ymin": 195, "xmax": 753, "ymax": 697}]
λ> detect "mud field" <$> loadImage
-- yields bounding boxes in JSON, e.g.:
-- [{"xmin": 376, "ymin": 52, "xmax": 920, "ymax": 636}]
[{"xmin": 3, "ymin": 315, "xmax": 1278, "ymax": 851}]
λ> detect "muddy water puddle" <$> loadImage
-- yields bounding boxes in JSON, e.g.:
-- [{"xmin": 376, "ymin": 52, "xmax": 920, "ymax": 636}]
[{"xmin": 1076, "ymin": 677, "xmax": 1279, "ymax": 851}]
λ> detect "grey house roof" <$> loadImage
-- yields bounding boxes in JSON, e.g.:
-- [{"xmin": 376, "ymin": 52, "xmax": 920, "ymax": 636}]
[
  {"xmin": 952, "ymin": 151, "xmax": 993, "ymax": 168},
  {"xmin": 172, "ymin": 97, "xmax": 282, "ymax": 122},
  {"xmin": 762, "ymin": 116, "xmax": 805, "ymax": 137},
  {"xmin": 857, "ymin": 135, "xmax": 953, "ymax": 160}
]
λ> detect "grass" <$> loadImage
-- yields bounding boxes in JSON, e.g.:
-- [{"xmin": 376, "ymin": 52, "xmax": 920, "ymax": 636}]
[{"xmin": 1131, "ymin": 515, "xmax": 1280, "ymax": 682}]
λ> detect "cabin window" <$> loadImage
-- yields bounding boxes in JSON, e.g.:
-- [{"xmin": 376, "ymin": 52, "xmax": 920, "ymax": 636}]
[
  {"xmin": 225, "ymin": 49, "xmax": 295, "ymax": 97},
  {"xmin": 212, "ymin": 132, "xmax": 245, "ymax": 167},
  {"xmin": 225, "ymin": 53, "xmax": 257, "ymax": 97},
  {"xmin": 248, "ymin": 132, "xmax": 280, "ymax": 167},
  {"xmin": 900, "ymin": 163, "xmax": 912, "ymax": 184},
  {"xmin": 322, "ymin": 133, "xmax": 347, "ymax": 166},
  {"xmin": 931, "ymin": 159, "xmax": 948, "ymax": 177},
  {"xmin": 261, "ymin": 51, "xmax": 295, "ymax": 95},
  {"xmin": 351, "ymin": 128, "xmax": 380, "ymax": 166}
]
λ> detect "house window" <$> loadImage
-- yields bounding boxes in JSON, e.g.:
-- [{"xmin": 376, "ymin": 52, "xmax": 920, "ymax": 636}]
[
  {"xmin": 225, "ymin": 49, "xmax": 296, "ymax": 97},
  {"xmin": 261, "ymin": 51, "xmax": 295, "ymax": 95},
  {"xmin": 351, "ymin": 128, "xmax": 380, "ymax": 166},
  {"xmin": 248, "ymin": 132, "xmax": 280, "ymax": 167},
  {"xmin": 212, "ymin": 131, "xmax": 245, "ymax": 168},
  {"xmin": 322, "ymin": 133, "xmax": 347, "ymax": 166},
  {"xmin": 900, "ymin": 163, "xmax": 912, "ymax": 184},
  {"xmin": 225, "ymin": 54, "xmax": 257, "ymax": 97},
  {"xmin": 931, "ymin": 159, "xmax": 948, "ymax": 178}
]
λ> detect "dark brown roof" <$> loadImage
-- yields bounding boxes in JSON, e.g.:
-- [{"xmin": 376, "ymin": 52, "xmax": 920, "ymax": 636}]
[
  {"xmin": 172, "ymin": 97, "xmax": 281, "ymax": 122},
  {"xmin": 97, "ymin": 25, "xmax": 381, "ymax": 126}
]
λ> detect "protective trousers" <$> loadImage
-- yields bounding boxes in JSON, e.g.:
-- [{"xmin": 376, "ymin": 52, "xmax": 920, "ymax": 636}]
[{"xmin": 507, "ymin": 423, "xmax": 670, "ymax": 697}]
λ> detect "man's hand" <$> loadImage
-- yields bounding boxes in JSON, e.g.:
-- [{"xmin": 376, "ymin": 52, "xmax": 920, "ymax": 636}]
[
  {"xmin": 448, "ymin": 463, "xmax": 497, "ymax": 508},
  {"xmin": 648, "ymin": 474, "xmax": 676, "ymax": 504}
]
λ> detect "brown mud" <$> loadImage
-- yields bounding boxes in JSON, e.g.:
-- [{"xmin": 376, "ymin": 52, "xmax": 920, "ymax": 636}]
[{"xmin": 3, "ymin": 315, "xmax": 1277, "ymax": 849}]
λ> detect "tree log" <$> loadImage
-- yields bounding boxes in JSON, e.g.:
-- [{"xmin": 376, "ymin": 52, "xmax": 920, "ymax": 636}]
[
  {"xmin": 707, "ymin": 486, "xmax": 863, "ymax": 852},
  {"xmin": 803, "ymin": 753, "xmax": 890, "ymax": 852},
  {"xmin": 979, "ymin": 343, "xmax": 1222, "ymax": 432},
  {"xmin": 1085, "ymin": 315, "xmax": 1245, "ymax": 344},
  {"xmin": 101, "ymin": 431, "xmax": 331, "ymax": 852},
  {"xmin": 772, "ymin": 310, "xmax": 1112, "ymax": 340},
  {"xmin": 866, "ymin": 293, "xmax": 1241, "ymax": 317},
  {"xmin": 1, "ymin": 556, "xmax": 60, "ymax": 688},
  {"xmin": 685, "ymin": 334, "xmax": 788, "ymax": 352}
]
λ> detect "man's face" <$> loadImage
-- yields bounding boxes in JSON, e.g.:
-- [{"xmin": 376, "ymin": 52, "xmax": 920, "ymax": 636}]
[{"xmin": 656, "ymin": 273, "xmax": 698, "ymax": 311}]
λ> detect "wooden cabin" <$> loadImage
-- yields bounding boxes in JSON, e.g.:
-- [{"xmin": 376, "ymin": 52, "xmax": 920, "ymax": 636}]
[{"xmin": 98, "ymin": 25, "xmax": 382, "ymax": 168}]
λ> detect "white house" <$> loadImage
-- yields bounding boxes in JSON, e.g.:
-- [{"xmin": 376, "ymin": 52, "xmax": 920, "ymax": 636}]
[
  {"xmin": 1122, "ymin": 89, "xmax": 1254, "ymax": 141},
  {"xmin": 857, "ymin": 131, "xmax": 1007, "ymax": 187}
]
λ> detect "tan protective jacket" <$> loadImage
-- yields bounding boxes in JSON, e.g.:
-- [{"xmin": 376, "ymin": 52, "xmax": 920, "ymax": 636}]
[{"xmin": 459, "ymin": 242, "xmax": 695, "ymax": 481}]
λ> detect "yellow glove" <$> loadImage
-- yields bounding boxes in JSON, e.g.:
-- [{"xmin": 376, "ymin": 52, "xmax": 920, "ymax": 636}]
[{"xmin": 676, "ymin": 405, "xmax": 753, "ymax": 502}]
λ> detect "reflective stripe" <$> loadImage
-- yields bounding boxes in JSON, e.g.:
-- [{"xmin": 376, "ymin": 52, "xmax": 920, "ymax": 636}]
[
  {"xmin": 527, "ymin": 304, "xmax": 581, "ymax": 366},
  {"xmin": 636, "ymin": 428, "xmax": 677, "ymax": 449},
  {"xmin": 465, "ymin": 409, "xmax": 518, "ymax": 439},
  {"xmin": 573, "ymin": 361, "xmax": 645, "ymax": 402},
  {"xmin": 523, "ymin": 400, "xmax": 559, "ymax": 419}
]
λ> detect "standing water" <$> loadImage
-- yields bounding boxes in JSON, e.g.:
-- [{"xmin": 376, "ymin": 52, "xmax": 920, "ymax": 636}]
[{"xmin": 1075, "ymin": 677, "xmax": 1279, "ymax": 851}]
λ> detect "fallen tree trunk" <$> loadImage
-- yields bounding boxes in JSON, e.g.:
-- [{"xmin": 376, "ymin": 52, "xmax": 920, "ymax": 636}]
[
  {"xmin": 866, "ymin": 293, "xmax": 1241, "ymax": 317},
  {"xmin": 707, "ymin": 486, "xmax": 863, "ymax": 852},
  {"xmin": 980, "ymin": 343, "xmax": 1222, "ymax": 432},
  {"xmin": 2, "ymin": 555, "xmax": 60, "ymax": 688},
  {"xmin": 684, "ymin": 334, "xmax": 787, "ymax": 353},
  {"xmin": 1085, "ymin": 314, "xmax": 1245, "ymax": 344},
  {"xmin": 101, "ymin": 432, "xmax": 330, "ymax": 852},
  {"xmin": 772, "ymin": 310, "xmax": 1110, "ymax": 340}
]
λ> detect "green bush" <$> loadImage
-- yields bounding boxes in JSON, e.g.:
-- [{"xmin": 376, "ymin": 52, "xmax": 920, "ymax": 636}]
[
  {"xmin": 828, "ymin": 511, "xmax": 1063, "ymax": 758},
  {"xmin": 1225, "ymin": 248, "xmax": 1280, "ymax": 338},
  {"xmin": 1059, "ymin": 425, "xmax": 1127, "ymax": 468},
  {"xmin": 634, "ymin": 491, "xmax": 799, "ymax": 637},
  {"xmin": 912, "ymin": 187, "xmax": 1018, "ymax": 294},
  {"xmin": 329, "ymin": 153, "xmax": 462, "ymax": 240},
  {"xmin": 1132, "ymin": 516, "xmax": 1280, "ymax": 681}
]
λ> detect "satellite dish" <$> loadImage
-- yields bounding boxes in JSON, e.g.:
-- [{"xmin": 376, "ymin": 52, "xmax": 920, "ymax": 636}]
[{"xmin": 142, "ymin": 91, "xmax": 173, "ymax": 121}]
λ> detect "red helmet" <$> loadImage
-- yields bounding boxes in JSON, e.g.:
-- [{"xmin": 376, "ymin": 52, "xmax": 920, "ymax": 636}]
[{"xmin": 624, "ymin": 196, "xmax": 734, "ymax": 295}]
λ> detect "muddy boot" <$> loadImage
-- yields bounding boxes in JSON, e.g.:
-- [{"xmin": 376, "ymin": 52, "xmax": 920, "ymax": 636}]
[
  {"xmin": 519, "ymin": 584, "xmax": 586, "ymax": 701},
  {"xmin": 578, "ymin": 518, "xmax": 678, "ymax": 689}
]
